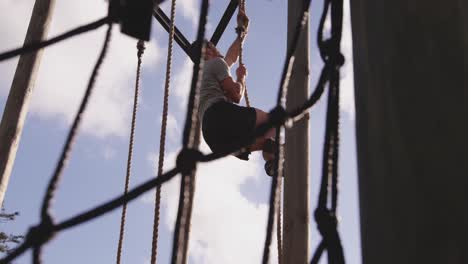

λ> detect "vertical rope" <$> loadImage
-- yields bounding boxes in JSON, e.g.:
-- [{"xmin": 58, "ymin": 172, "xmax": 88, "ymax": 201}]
[
  {"xmin": 262, "ymin": 0, "xmax": 313, "ymax": 261},
  {"xmin": 33, "ymin": 246, "xmax": 40, "ymax": 264},
  {"xmin": 181, "ymin": 124, "xmax": 201, "ymax": 264},
  {"xmin": 116, "ymin": 39, "xmax": 145, "ymax": 264},
  {"xmin": 310, "ymin": 0, "xmax": 345, "ymax": 262},
  {"xmin": 276, "ymin": 177, "xmax": 283, "ymax": 264},
  {"xmin": 237, "ymin": 0, "xmax": 251, "ymax": 107},
  {"xmin": 171, "ymin": 0, "xmax": 209, "ymax": 262},
  {"xmin": 262, "ymin": 131, "xmax": 285, "ymax": 264},
  {"xmin": 151, "ymin": 0, "xmax": 177, "ymax": 263}
]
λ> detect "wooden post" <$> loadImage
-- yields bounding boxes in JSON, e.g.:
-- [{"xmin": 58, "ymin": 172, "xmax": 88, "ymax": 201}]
[
  {"xmin": 0, "ymin": 0, "xmax": 56, "ymax": 206},
  {"xmin": 283, "ymin": 0, "xmax": 310, "ymax": 262},
  {"xmin": 351, "ymin": 0, "xmax": 468, "ymax": 263}
]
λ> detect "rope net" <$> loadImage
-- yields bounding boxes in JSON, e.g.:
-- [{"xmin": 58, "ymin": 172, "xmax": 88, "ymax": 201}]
[{"xmin": 0, "ymin": 0, "xmax": 346, "ymax": 263}]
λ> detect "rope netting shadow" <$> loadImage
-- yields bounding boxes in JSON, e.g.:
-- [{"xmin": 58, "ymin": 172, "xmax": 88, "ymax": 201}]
[{"xmin": 0, "ymin": 0, "xmax": 346, "ymax": 262}]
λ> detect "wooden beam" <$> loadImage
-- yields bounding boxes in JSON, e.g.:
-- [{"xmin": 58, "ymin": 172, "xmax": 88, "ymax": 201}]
[
  {"xmin": 0, "ymin": 0, "xmax": 56, "ymax": 206},
  {"xmin": 283, "ymin": 0, "xmax": 310, "ymax": 263},
  {"xmin": 351, "ymin": 0, "xmax": 468, "ymax": 263}
]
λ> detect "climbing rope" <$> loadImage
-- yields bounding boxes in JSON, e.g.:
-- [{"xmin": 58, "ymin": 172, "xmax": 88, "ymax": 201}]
[
  {"xmin": 262, "ymin": 130, "xmax": 285, "ymax": 264},
  {"xmin": 310, "ymin": 0, "xmax": 345, "ymax": 262},
  {"xmin": 236, "ymin": 0, "xmax": 251, "ymax": 107},
  {"xmin": 150, "ymin": 0, "xmax": 177, "ymax": 262},
  {"xmin": 170, "ymin": 0, "xmax": 208, "ymax": 263},
  {"xmin": 115, "ymin": 40, "xmax": 145, "ymax": 264},
  {"xmin": 262, "ymin": 0, "xmax": 313, "ymax": 262},
  {"xmin": 235, "ymin": 9, "xmax": 278, "ymax": 248},
  {"xmin": 276, "ymin": 177, "xmax": 283, "ymax": 264},
  {"xmin": 181, "ymin": 125, "xmax": 200, "ymax": 264}
]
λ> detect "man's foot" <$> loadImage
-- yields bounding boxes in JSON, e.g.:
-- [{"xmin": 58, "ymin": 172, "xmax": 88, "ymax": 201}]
[
  {"xmin": 262, "ymin": 139, "xmax": 276, "ymax": 161},
  {"xmin": 264, "ymin": 160, "xmax": 275, "ymax": 176},
  {"xmin": 264, "ymin": 160, "xmax": 285, "ymax": 177},
  {"xmin": 236, "ymin": 150, "xmax": 251, "ymax": 161}
]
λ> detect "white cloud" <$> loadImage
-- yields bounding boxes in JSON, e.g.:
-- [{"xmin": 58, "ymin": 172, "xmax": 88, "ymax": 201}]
[
  {"xmin": 167, "ymin": 113, "xmax": 181, "ymax": 143},
  {"xmin": 156, "ymin": 113, "xmax": 180, "ymax": 143},
  {"xmin": 0, "ymin": 0, "xmax": 162, "ymax": 138},
  {"xmin": 340, "ymin": 0, "xmax": 355, "ymax": 119},
  {"xmin": 143, "ymin": 140, "xmax": 280, "ymax": 264},
  {"xmin": 178, "ymin": 0, "xmax": 200, "ymax": 26},
  {"xmin": 102, "ymin": 146, "xmax": 116, "ymax": 160},
  {"xmin": 172, "ymin": 58, "xmax": 194, "ymax": 110},
  {"xmin": 160, "ymin": 0, "xmax": 200, "ymax": 26},
  {"xmin": 0, "ymin": 1, "xmax": 33, "ymax": 97}
]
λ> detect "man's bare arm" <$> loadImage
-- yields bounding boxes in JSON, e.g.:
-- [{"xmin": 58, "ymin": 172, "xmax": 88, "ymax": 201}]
[
  {"xmin": 224, "ymin": 37, "xmax": 242, "ymax": 67},
  {"xmin": 221, "ymin": 76, "xmax": 245, "ymax": 103},
  {"xmin": 225, "ymin": 9, "xmax": 249, "ymax": 67},
  {"xmin": 220, "ymin": 63, "xmax": 247, "ymax": 103}
]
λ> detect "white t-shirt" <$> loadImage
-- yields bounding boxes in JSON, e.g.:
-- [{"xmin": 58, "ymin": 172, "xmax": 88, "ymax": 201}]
[{"xmin": 198, "ymin": 57, "xmax": 231, "ymax": 121}]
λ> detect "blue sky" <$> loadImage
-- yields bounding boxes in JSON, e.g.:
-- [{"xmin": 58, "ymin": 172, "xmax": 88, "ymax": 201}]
[{"xmin": 0, "ymin": 0, "xmax": 360, "ymax": 263}]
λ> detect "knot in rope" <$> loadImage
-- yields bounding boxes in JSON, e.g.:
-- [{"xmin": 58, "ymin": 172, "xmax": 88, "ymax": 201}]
[
  {"xmin": 314, "ymin": 208, "xmax": 338, "ymax": 240},
  {"xmin": 27, "ymin": 215, "xmax": 56, "ymax": 248},
  {"xmin": 320, "ymin": 39, "xmax": 345, "ymax": 69},
  {"xmin": 176, "ymin": 148, "xmax": 203, "ymax": 175},
  {"xmin": 137, "ymin": 40, "xmax": 146, "ymax": 58},
  {"xmin": 269, "ymin": 106, "xmax": 288, "ymax": 127},
  {"xmin": 235, "ymin": 26, "xmax": 247, "ymax": 36}
]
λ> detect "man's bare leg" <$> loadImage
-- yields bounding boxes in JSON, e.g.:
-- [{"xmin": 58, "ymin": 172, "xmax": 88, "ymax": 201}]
[{"xmin": 249, "ymin": 108, "xmax": 276, "ymax": 161}]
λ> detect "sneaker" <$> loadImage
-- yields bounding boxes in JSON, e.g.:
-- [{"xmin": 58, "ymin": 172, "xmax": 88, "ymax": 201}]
[
  {"xmin": 264, "ymin": 160, "xmax": 275, "ymax": 177},
  {"xmin": 264, "ymin": 159, "xmax": 286, "ymax": 177},
  {"xmin": 235, "ymin": 150, "xmax": 251, "ymax": 161},
  {"xmin": 265, "ymin": 159, "xmax": 284, "ymax": 177}
]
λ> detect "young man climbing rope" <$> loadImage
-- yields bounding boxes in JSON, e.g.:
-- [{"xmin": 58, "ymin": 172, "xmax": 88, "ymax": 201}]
[{"xmin": 196, "ymin": 9, "xmax": 277, "ymax": 176}]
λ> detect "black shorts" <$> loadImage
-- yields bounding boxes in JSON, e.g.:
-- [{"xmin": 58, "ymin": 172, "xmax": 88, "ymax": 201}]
[{"xmin": 202, "ymin": 101, "xmax": 256, "ymax": 158}]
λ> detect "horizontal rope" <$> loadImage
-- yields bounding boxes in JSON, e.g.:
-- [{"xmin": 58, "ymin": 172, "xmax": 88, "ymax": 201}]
[{"xmin": 0, "ymin": 16, "xmax": 110, "ymax": 62}]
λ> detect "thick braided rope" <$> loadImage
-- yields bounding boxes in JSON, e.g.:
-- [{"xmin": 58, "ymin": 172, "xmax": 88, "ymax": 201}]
[
  {"xmin": 33, "ymin": 246, "xmax": 40, "ymax": 264},
  {"xmin": 276, "ymin": 177, "xmax": 283, "ymax": 264},
  {"xmin": 310, "ymin": 0, "xmax": 345, "ymax": 262},
  {"xmin": 40, "ymin": 23, "xmax": 113, "ymax": 218},
  {"xmin": 116, "ymin": 40, "xmax": 145, "ymax": 264},
  {"xmin": 0, "ymin": 16, "xmax": 110, "ymax": 62},
  {"xmin": 181, "ymin": 125, "xmax": 200, "ymax": 264},
  {"xmin": 151, "ymin": 0, "xmax": 177, "ymax": 262},
  {"xmin": 262, "ymin": 0, "xmax": 313, "ymax": 261},
  {"xmin": 237, "ymin": 0, "xmax": 251, "ymax": 107},
  {"xmin": 27, "ymin": 23, "xmax": 114, "ymax": 264},
  {"xmin": 170, "ymin": 0, "xmax": 208, "ymax": 263},
  {"xmin": 265, "ymin": 0, "xmax": 281, "ymax": 258},
  {"xmin": 262, "ymin": 131, "xmax": 285, "ymax": 264}
]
